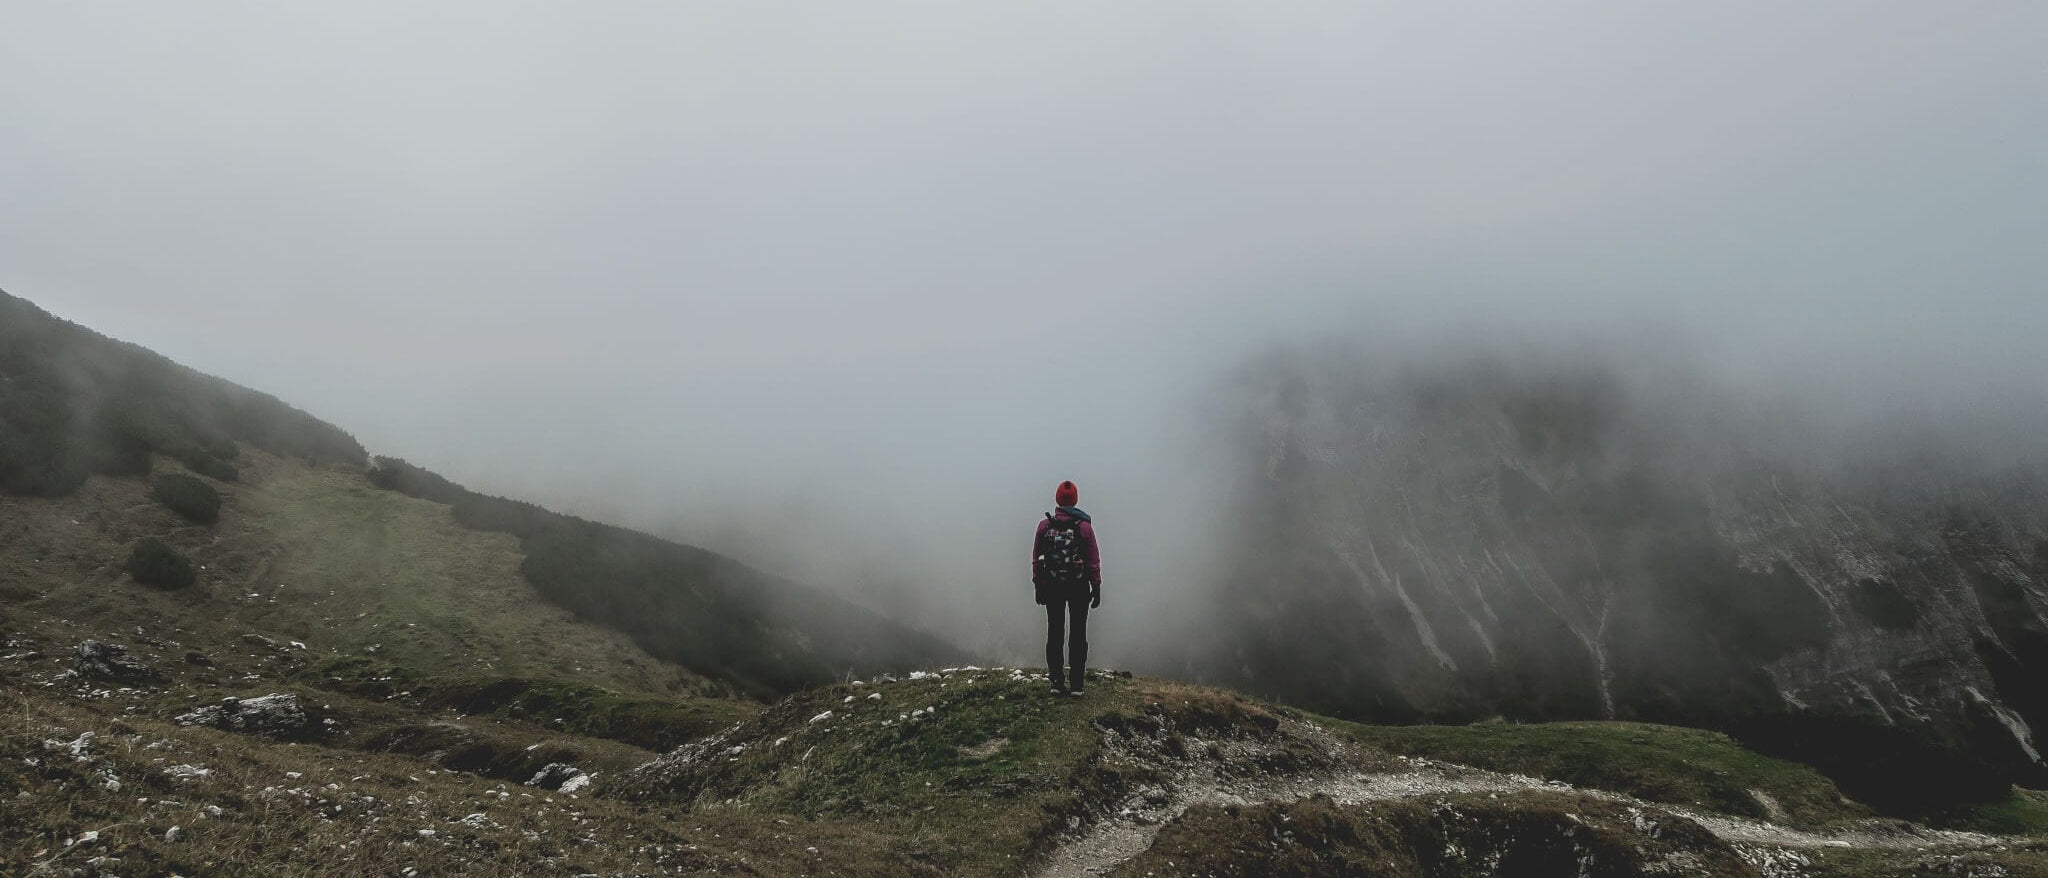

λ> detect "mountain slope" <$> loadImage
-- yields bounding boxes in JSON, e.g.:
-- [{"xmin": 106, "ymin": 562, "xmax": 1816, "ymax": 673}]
[
  {"xmin": 0, "ymin": 292, "xmax": 364, "ymax": 495},
  {"xmin": 365, "ymin": 457, "xmax": 971, "ymax": 698},
  {"xmin": 0, "ymin": 288, "xmax": 970, "ymax": 696},
  {"xmin": 1194, "ymin": 346, "xmax": 2048, "ymax": 810},
  {"xmin": 0, "ymin": 447, "xmax": 712, "ymax": 696}
]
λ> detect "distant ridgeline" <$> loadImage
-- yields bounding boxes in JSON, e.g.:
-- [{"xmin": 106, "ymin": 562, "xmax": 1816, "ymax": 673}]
[
  {"xmin": 0, "ymin": 290, "xmax": 365, "ymax": 494},
  {"xmin": 365, "ymin": 458, "xmax": 972, "ymax": 699},
  {"xmin": 0, "ymin": 288, "xmax": 969, "ymax": 699}
]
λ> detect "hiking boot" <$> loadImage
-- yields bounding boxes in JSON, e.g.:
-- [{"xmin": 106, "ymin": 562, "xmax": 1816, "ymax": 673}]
[{"xmin": 1066, "ymin": 687, "xmax": 1085, "ymax": 697}]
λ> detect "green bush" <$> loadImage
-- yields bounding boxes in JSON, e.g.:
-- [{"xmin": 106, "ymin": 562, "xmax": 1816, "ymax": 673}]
[
  {"xmin": 127, "ymin": 537, "xmax": 196, "ymax": 589},
  {"xmin": 151, "ymin": 473, "xmax": 221, "ymax": 524}
]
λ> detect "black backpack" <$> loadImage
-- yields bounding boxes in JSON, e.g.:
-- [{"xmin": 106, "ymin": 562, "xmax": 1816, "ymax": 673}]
[{"xmin": 1035, "ymin": 513, "xmax": 1088, "ymax": 583}]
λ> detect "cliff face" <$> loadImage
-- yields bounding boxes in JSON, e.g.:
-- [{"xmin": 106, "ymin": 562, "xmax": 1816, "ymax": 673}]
[{"xmin": 1196, "ymin": 348, "xmax": 2048, "ymax": 808}]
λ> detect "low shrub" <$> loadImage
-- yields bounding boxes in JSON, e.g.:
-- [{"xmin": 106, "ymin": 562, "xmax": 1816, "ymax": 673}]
[
  {"xmin": 127, "ymin": 537, "xmax": 197, "ymax": 589},
  {"xmin": 151, "ymin": 473, "xmax": 221, "ymax": 524}
]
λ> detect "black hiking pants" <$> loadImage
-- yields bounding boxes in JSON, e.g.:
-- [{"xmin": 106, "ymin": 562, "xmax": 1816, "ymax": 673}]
[{"xmin": 1044, "ymin": 587, "xmax": 1090, "ymax": 689}]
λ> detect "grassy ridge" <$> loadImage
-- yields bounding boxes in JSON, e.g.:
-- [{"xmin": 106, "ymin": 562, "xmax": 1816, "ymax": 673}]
[
  {"xmin": 626, "ymin": 670, "xmax": 1142, "ymax": 874},
  {"xmin": 622, "ymin": 670, "xmax": 1323, "ymax": 876},
  {"xmin": 246, "ymin": 460, "xmax": 714, "ymax": 695},
  {"xmin": 3, "ymin": 288, "xmax": 972, "ymax": 703},
  {"xmin": 366, "ymin": 456, "xmax": 974, "ymax": 698},
  {"xmin": 0, "ymin": 448, "xmax": 714, "ymax": 699},
  {"xmin": 1333, "ymin": 719, "xmax": 1870, "ymax": 828}
]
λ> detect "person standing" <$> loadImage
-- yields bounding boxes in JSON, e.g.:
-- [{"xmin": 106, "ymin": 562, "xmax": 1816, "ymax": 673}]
[{"xmin": 1033, "ymin": 480, "xmax": 1101, "ymax": 695}]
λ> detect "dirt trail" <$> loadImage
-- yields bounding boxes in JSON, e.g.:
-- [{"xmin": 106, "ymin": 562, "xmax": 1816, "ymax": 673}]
[{"xmin": 1032, "ymin": 721, "xmax": 2002, "ymax": 878}]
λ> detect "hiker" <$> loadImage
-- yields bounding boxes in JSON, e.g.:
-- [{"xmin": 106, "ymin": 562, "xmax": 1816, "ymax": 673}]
[{"xmin": 1033, "ymin": 480, "xmax": 1101, "ymax": 695}]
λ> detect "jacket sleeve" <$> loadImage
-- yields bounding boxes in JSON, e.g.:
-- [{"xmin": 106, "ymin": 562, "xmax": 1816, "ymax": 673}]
[{"xmin": 1078, "ymin": 520, "xmax": 1102, "ymax": 585}]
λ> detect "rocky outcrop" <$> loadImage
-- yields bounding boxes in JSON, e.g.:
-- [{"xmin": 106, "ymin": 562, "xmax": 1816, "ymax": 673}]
[
  {"xmin": 69, "ymin": 640, "xmax": 157, "ymax": 683},
  {"xmin": 526, "ymin": 762, "xmax": 592, "ymax": 793},
  {"xmin": 175, "ymin": 694, "xmax": 310, "ymax": 736},
  {"xmin": 1195, "ymin": 348, "xmax": 2048, "ymax": 808}
]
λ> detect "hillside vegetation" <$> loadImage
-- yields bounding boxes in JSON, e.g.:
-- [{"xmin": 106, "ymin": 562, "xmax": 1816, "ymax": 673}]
[
  {"xmin": 0, "ymin": 449, "xmax": 714, "ymax": 697},
  {"xmin": 366, "ymin": 457, "xmax": 971, "ymax": 698},
  {"xmin": 0, "ymin": 288, "xmax": 971, "ymax": 700},
  {"xmin": 0, "ymin": 291, "xmax": 363, "ymax": 496}
]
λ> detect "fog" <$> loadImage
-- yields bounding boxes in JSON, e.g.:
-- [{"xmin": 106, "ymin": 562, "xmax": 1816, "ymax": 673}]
[{"xmin": 4, "ymin": 4, "xmax": 2045, "ymax": 666}]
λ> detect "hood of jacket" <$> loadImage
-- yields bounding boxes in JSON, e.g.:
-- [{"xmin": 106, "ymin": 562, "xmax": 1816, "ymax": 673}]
[{"xmin": 1052, "ymin": 505, "xmax": 1092, "ymax": 523}]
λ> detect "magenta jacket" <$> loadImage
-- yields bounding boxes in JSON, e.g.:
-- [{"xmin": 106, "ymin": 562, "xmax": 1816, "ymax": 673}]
[{"xmin": 1033, "ymin": 505, "xmax": 1102, "ymax": 586}]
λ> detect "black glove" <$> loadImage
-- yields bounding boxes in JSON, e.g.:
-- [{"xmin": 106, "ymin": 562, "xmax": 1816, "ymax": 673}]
[
  {"xmin": 1034, "ymin": 580, "xmax": 1047, "ymax": 606},
  {"xmin": 1089, "ymin": 584, "xmax": 1101, "ymax": 609}
]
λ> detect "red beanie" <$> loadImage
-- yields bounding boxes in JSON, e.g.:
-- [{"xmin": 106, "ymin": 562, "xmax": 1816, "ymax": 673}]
[{"xmin": 1056, "ymin": 480, "xmax": 1078, "ymax": 507}]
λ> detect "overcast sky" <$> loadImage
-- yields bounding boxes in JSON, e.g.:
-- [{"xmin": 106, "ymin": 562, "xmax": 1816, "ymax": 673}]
[{"xmin": 5, "ymin": 4, "xmax": 2045, "ymax": 660}]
